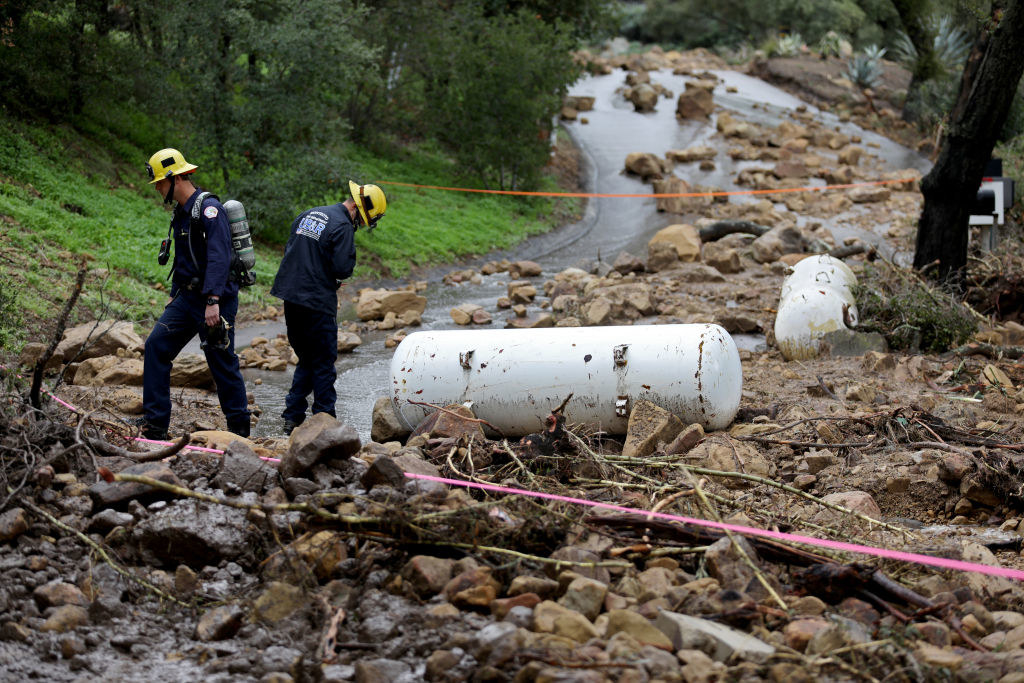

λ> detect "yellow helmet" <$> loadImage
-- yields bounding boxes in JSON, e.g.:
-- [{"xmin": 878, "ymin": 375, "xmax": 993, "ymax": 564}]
[
  {"xmin": 349, "ymin": 181, "xmax": 386, "ymax": 229},
  {"xmin": 147, "ymin": 148, "xmax": 198, "ymax": 184}
]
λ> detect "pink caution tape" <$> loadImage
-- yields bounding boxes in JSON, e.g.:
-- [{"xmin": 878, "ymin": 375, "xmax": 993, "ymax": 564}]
[{"xmin": 404, "ymin": 472, "xmax": 1024, "ymax": 582}]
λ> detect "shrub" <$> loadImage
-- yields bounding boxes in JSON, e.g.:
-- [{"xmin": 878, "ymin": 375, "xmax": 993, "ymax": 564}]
[
  {"xmin": 853, "ymin": 265, "xmax": 977, "ymax": 352},
  {"xmin": 816, "ymin": 31, "xmax": 849, "ymax": 58}
]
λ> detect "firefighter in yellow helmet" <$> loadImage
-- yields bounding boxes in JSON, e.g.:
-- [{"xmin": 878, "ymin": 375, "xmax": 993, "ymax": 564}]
[
  {"xmin": 270, "ymin": 181, "xmax": 386, "ymax": 435},
  {"xmin": 137, "ymin": 148, "xmax": 250, "ymax": 440}
]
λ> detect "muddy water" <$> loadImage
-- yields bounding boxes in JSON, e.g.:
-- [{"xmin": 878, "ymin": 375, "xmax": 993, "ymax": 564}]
[{"xmin": 234, "ymin": 70, "xmax": 930, "ymax": 441}]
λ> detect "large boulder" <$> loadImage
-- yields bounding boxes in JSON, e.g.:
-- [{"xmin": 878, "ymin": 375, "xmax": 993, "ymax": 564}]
[
  {"xmin": 627, "ymin": 83, "xmax": 659, "ymax": 112},
  {"xmin": 281, "ymin": 413, "xmax": 360, "ymax": 478},
  {"xmin": 74, "ymin": 356, "xmax": 144, "ymax": 386},
  {"xmin": 356, "ymin": 289, "xmax": 427, "ymax": 322},
  {"xmin": 676, "ymin": 80, "xmax": 715, "ymax": 120},
  {"xmin": 751, "ymin": 225, "xmax": 804, "ymax": 263},
  {"xmin": 133, "ymin": 497, "xmax": 257, "ymax": 567},
  {"xmin": 649, "ymin": 224, "xmax": 701, "ymax": 262},
  {"xmin": 652, "ymin": 177, "xmax": 712, "ymax": 213},
  {"xmin": 371, "ymin": 396, "xmax": 410, "ymax": 443},
  {"xmin": 169, "ymin": 354, "xmax": 215, "ymax": 389},
  {"xmin": 624, "ymin": 153, "xmax": 668, "ymax": 181},
  {"xmin": 56, "ymin": 320, "xmax": 143, "ymax": 363}
]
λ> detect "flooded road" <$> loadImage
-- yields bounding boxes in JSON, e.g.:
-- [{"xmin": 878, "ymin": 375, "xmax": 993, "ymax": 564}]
[{"xmin": 234, "ymin": 69, "xmax": 931, "ymax": 441}]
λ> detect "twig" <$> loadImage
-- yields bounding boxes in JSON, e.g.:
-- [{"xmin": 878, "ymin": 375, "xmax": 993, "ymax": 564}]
[
  {"xmin": 87, "ymin": 432, "xmax": 194, "ymax": 463},
  {"xmin": 502, "ymin": 439, "xmax": 536, "ymax": 484}
]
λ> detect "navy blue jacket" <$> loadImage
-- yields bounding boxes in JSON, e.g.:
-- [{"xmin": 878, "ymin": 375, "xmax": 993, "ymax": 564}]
[
  {"xmin": 270, "ymin": 202, "xmax": 356, "ymax": 314},
  {"xmin": 168, "ymin": 189, "xmax": 239, "ymax": 299}
]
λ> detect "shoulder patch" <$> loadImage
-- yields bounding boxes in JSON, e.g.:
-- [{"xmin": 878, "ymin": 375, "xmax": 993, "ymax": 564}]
[{"xmin": 203, "ymin": 206, "xmax": 219, "ymax": 219}]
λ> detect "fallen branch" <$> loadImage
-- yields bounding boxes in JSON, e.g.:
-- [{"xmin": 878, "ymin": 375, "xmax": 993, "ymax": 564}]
[
  {"xmin": 30, "ymin": 265, "xmax": 87, "ymax": 410},
  {"xmin": 87, "ymin": 432, "xmax": 193, "ymax": 463},
  {"xmin": 699, "ymin": 220, "xmax": 771, "ymax": 242}
]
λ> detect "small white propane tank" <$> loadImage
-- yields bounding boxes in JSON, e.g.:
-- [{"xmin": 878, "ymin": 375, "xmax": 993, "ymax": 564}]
[
  {"xmin": 780, "ymin": 254, "xmax": 857, "ymax": 301},
  {"xmin": 389, "ymin": 324, "xmax": 743, "ymax": 436},
  {"xmin": 774, "ymin": 286, "xmax": 859, "ymax": 360}
]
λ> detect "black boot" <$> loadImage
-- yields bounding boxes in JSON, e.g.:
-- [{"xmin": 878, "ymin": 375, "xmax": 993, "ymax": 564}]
[
  {"xmin": 131, "ymin": 416, "xmax": 169, "ymax": 441},
  {"xmin": 227, "ymin": 419, "xmax": 251, "ymax": 438},
  {"xmin": 282, "ymin": 419, "xmax": 302, "ymax": 437}
]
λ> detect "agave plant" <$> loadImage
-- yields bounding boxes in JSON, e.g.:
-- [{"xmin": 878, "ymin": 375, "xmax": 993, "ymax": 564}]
[
  {"xmin": 816, "ymin": 30, "xmax": 847, "ymax": 58},
  {"xmin": 845, "ymin": 53, "xmax": 883, "ymax": 89},
  {"xmin": 775, "ymin": 33, "xmax": 804, "ymax": 57},
  {"xmin": 861, "ymin": 44, "xmax": 887, "ymax": 62},
  {"xmin": 892, "ymin": 15, "xmax": 971, "ymax": 73}
]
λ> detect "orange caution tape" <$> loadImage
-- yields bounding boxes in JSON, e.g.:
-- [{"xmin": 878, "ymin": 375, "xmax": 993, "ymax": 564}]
[{"xmin": 380, "ymin": 177, "xmax": 917, "ymax": 199}]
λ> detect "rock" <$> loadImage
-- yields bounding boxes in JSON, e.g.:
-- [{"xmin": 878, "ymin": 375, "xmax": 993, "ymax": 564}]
[
  {"xmin": 88, "ymin": 463, "xmax": 183, "ymax": 508},
  {"xmin": 425, "ymin": 650, "xmax": 460, "ymax": 681},
  {"xmin": 533, "ymin": 600, "xmax": 580, "ymax": 632},
  {"xmin": 962, "ymin": 542, "xmax": 1017, "ymax": 600},
  {"xmin": 195, "ymin": 604, "xmax": 244, "ymax": 641},
  {"xmin": 846, "ymin": 383, "xmax": 877, "ymax": 403},
  {"xmin": 647, "ymin": 240, "xmax": 680, "ymax": 272},
  {"xmin": 624, "ymin": 152, "xmax": 666, "ymax": 181},
  {"xmin": 655, "ymin": 611, "xmax": 775, "ymax": 662},
  {"xmin": 281, "ymin": 413, "xmax": 360, "ymax": 478},
  {"xmin": 57, "ymin": 320, "xmax": 142, "ymax": 363},
  {"xmin": 504, "ymin": 313, "xmax": 555, "ymax": 329},
  {"xmin": 627, "ymin": 83, "xmax": 659, "ymax": 112},
  {"xmin": 251, "ymin": 581, "xmax": 308, "ymax": 623},
  {"xmin": 88, "ymin": 509, "xmax": 134, "ymax": 533},
  {"xmin": 450, "ymin": 303, "xmax": 484, "ymax": 325},
  {"xmin": 612, "ymin": 251, "xmax": 645, "ymax": 275},
  {"xmin": 751, "ymin": 225, "xmax": 804, "ymax": 263},
  {"xmin": 356, "ymin": 289, "xmax": 427, "ymax": 322},
  {"xmin": 623, "ymin": 399, "xmax": 684, "ymax": 458},
  {"xmin": 444, "ymin": 568, "xmax": 501, "ymax": 609},
  {"xmin": 212, "ymin": 440, "xmax": 278, "ymax": 493},
  {"xmin": 370, "ymin": 397, "xmax": 410, "ymax": 443},
  {"xmin": 649, "ymin": 224, "xmax": 701, "ymax": 262},
  {"xmin": 33, "ymin": 581, "xmax": 89, "ymax": 608},
  {"xmin": 360, "ymin": 456, "xmax": 406, "ymax": 490},
  {"xmin": 914, "ymin": 643, "xmax": 963, "ymax": 670},
  {"xmin": 40, "ymin": 605, "xmax": 89, "ymax": 633},
  {"xmin": 666, "ymin": 424, "xmax": 704, "ymax": 455},
  {"xmin": 701, "ymin": 241, "xmax": 742, "ymax": 273},
  {"xmin": 783, "ymin": 618, "xmax": 830, "ymax": 652},
  {"xmin": 414, "ymin": 403, "xmax": 485, "ymax": 441},
  {"xmin": 471, "ymin": 309, "xmax": 492, "ymax": 325},
  {"xmin": 805, "ymin": 616, "xmax": 871, "ymax": 654},
  {"xmin": 0, "ymin": 507, "xmax": 29, "ymax": 541},
  {"xmin": 134, "ymin": 498, "xmax": 255, "ymax": 567},
  {"xmin": 104, "ymin": 388, "xmax": 143, "ymax": 415},
  {"xmin": 74, "ymin": 355, "xmax": 143, "ymax": 386},
  {"xmin": 667, "ymin": 146, "xmax": 716, "ymax": 163},
  {"xmin": 817, "ymin": 491, "xmax": 882, "ymax": 519},
  {"xmin": 262, "ymin": 531, "xmax": 348, "ymax": 581},
  {"xmin": 509, "ymin": 575, "xmax": 560, "ymax": 599},
  {"xmin": 491, "ymin": 593, "xmax": 541, "ymax": 619},
  {"xmin": 676, "ymin": 81, "xmax": 714, "ymax": 119},
  {"xmin": 672, "ymin": 262, "xmax": 726, "ymax": 282},
  {"xmin": 509, "ymin": 260, "xmax": 543, "ymax": 278},
  {"xmin": 838, "ymin": 145, "xmax": 864, "ymax": 165},
  {"xmin": 774, "ymin": 160, "xmax": 809, "ymax": 178},
  {"xmin": 558, "ymin": 577, "xmax": 607, "ymax": 621},
  {"xmin": 605, "ymin": 610, "xmax": 674, "ymax": 650},
  {"xmin": 168, "ymin": 353, "xmax": 216, "ymax": 389},
  {"xmin": 690, "ymin": 440, "xmax": 776, "ymax": 487},
  {"xmin": 704, "ymin": 535, "xmax": 760, "ymax": 591},
  {"xmin": 849, "ymin": 186, "xmax": 890, "ymax": 203},
  {"xmin": 716, "ymin": 314, "xmax": 761, "ymax": 334},
  {"xmin": 402, "ymin": 556, "xmax": 457, "ymax": 597},
  {"xmin": 548, "ymin": 547, "xmax": 610, "ymax": 583},
  {"xmin": 337, "ymin": 331, "xmax": 362, "ymax": 353}
]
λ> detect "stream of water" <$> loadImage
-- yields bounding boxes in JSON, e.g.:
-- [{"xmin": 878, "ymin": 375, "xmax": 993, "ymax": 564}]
[{"xmin": 221, "ymin": 69, "xmax": 930, "ymax": 441}]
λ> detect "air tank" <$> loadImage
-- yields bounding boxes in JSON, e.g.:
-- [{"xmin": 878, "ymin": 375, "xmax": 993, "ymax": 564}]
[
  {"xmin": 223, "ymin": 200, "xmax": 256, "ymax": 270},
  {"xmin": 390, "ymin": 324, "xmax": 743, "ymax": 436}
]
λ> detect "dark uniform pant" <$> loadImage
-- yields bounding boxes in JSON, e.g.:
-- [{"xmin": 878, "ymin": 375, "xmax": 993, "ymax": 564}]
[
  {"xmin": 282, "ymin": 301, "xmax": 338, "ymax": 424},
  {"xmin": 143, "ymin": 292, "xmax": 250, "ymax": 431}
]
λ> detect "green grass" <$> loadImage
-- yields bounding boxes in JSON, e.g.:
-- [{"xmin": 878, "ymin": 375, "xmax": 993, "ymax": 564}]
[{"xmin": 0, "ymin": 112, "xmax": 578, "ymax": 352}]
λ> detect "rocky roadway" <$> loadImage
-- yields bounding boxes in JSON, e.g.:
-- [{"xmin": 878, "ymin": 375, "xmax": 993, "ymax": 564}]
[{"xmin": 2, "ymin": 47, "xmax": 1024, "ymax": 682}]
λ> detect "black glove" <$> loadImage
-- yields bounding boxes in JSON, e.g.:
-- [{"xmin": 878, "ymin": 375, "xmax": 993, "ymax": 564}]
[{"xmin": 201, "ymin": 316, "xmax": 232, "ymax": 351}]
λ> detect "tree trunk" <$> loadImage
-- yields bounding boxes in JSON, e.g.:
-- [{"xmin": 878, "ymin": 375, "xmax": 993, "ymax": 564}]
[{"xmin": 913, "ymin": 0, "xmax": 1024, "ymax": 285}]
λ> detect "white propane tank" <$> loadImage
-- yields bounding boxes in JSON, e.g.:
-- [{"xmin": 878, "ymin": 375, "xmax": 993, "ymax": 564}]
[
  {"xmin": 780, "ymin": 254, "xmax": 857, "ymax": 301},
  {"xmin": 390, "ymin": 324, "xmax": 742, "ymax": 436},
  {"xmin": 774, "ymin": 286, "xmax": 859, "ymax": 360}
]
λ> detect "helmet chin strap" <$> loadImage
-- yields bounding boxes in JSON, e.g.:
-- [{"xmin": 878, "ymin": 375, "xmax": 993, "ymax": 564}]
[{"xmin": 163, "ymin": 174, "xmax": 176, "ymax": 205}]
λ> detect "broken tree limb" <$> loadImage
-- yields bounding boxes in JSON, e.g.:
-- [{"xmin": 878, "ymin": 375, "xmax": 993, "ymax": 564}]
[
  {"xmin": 87, "ymin": 432, "xmax": 193, "ymax": 463},
  {"xmin": 949, "ymin": 342, "xmax": 1024, "ymax": 360},
  {"xmin": 30, "ymin": 265, "xmax": 87, "ymax": 410},
  {"xmin": 698, "ymin": 220, "xmax": 771, "ymax": 242}
]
